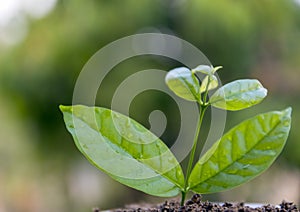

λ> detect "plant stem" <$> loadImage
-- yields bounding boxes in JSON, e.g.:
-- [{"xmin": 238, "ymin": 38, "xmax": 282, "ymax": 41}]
[
  {"xmin": 181, "ymin": 191, "xmax": 186, "ymax": 206},
  {"xmin": 181, "ymin": 103, "xmax": 207, "ymax": 205}
]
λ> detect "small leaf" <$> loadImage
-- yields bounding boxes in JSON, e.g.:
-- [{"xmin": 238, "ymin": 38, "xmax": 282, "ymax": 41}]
[
  {"xmin": 200, "ymin": 75, "xmax": 218, "ymax": 93},
  {"xmin": 192, "ymin": 65, "xmax": 222, "ymax": 75},
  {"xmin": 165, "ymin": 67, "xmax": 200, "ymax": 101},
  {"xmin": 188, "ymin": 108, "xmax": 292, "ymax": 194},
  {"xmin": 213, "ymin": 66, "xmax": 223, "ymax": 73},
  {"xmin": 60, "ymin": 105, "xmax": 184, "ymax": 197},
  {"xmin": 192, "ymin": 65, "xmax": 214, "ymax": 75},
  {"xmin": 210, "ymin": 79, "xmax": 267, "ymax": 111}
]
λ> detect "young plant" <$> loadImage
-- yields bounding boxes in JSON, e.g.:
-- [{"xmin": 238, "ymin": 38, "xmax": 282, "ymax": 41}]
[{"xmin": 60, "ymin": 65, "xmax": 291, "ymax": 205}]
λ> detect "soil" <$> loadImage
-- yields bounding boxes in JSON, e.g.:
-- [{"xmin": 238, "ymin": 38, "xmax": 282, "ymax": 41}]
[{"xmin": 94, "ymin": 194, "xmax": 299, "ymax": 212}]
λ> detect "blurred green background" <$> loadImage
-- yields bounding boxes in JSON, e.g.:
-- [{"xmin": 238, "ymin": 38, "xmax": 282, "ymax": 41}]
[{"xmin": 0, "ymin": 0, "xmax": 300, "ymax": 211}]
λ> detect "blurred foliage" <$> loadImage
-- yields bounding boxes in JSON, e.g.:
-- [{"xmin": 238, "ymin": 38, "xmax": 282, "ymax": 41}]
[{"xmin": 1, "ymin": 0, "xmax": 300, "ymax": 210}]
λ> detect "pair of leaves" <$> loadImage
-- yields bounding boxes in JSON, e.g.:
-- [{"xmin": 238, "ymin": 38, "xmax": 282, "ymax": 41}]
[
  {"xmin": 166, "ymin": 66, "xmax": 267, "ymax": 111},
  {"xmin": 60, "ymin": 105, "xmax": 291, "ymax": 197},
  {"xmin": 165, "ymin": 65, "xmax": 218, "ymax": 102}
]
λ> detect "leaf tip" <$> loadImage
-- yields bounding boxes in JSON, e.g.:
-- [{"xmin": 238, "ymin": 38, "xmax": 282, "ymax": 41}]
[
  {"xmin": 213, "ymin": 66, "xmax": 223, "ymax": 73},
  {"xmin": 282, "ymin": 107, "xmax": 292, "ymax": 117},
  {"xmin": 262, "ymin": 87, "xmax": 268, "ymax": 96},
  {"xmin": 59, "ymin": 105, "xmax": 72, "ymax": 113}
]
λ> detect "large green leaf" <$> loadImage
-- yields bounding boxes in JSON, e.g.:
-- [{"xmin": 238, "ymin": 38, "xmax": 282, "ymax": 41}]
[
  {"xmin": 165, "ymin": 67, "xmax": 200, "ymax": 101},
  {"xmin": 188, "ymin": 108, "xmax": 291, "ymax": 193},
  {"xmin": 210, "ymin": 79, "xmax": 267, "ymax": 111},
  {"xmin": 60, "ymin": 105, "xmax": 184, "ymax": 197}
]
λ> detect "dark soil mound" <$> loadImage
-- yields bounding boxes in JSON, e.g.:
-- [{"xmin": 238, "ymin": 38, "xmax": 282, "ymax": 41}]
[{"xmin": 95, "ymin": 194, "xmax": 299, "ymax": 212}]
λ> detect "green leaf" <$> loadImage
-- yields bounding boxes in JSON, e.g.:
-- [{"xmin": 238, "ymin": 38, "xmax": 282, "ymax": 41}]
[
  {"xmin": 60, "ymin": 105, "xmax": 184, "ymax": 197},
  {"xmin": 213, "ymin": 66, "xmax": 223, "ymax": 73},
  {"xmin": 165, "ymin": 67, "xmax": 200, "ymax": 101},
  {"xmin": 200, "ymin": 75, "xmax": 218, "ymax": 93},
  {"xmin": 192, "ymin": 65, "xmax": 214, "ymax": 75},
  {"xmin": 192, "ymin": 65, "xmax": 222, "ymax": 75},
  {"xmin": 188, "ymin": 108, "xmax": 292, "ymax": 194},
  {"xmin": 210, "ymin": 79, "xmax": 267, "ymax": 111}
]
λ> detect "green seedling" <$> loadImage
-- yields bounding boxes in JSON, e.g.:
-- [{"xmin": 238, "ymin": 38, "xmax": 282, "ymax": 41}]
[{"xmin": 60, "ymin": 65, "xmax": 291, "ymax": 205}]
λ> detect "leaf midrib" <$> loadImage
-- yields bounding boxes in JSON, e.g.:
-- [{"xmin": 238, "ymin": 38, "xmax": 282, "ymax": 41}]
[
  {"xmin": 189, "ymin": 117, "xmax": 282, "ymax": 190},
  {"xmin": 210, "ymin": 85, "xmax": 262, "ymax": 104},
  {"xmin": 179, "ymin": 74, "xmax": 199, "ymax": 100},
  {"xmin": 72, "ymin": 112, "xmax": 183, "ymax": 190}
]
